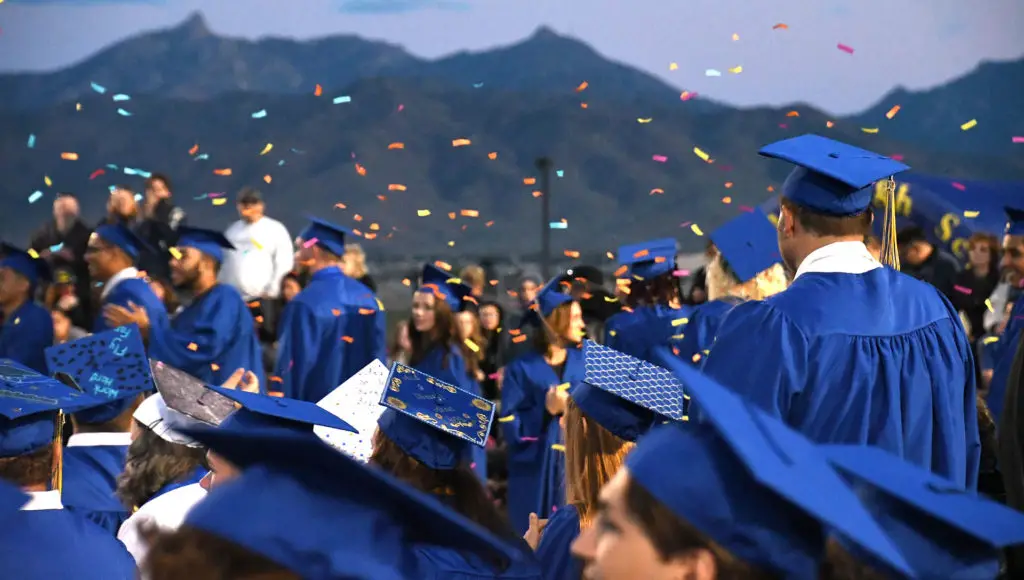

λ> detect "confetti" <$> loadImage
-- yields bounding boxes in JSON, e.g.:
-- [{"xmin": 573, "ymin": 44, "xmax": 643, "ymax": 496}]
[
  {"xmin": 724, "ymin": 182, "xmax": 733, "ymax": 188},
  {"xmin": 314, "ymin": 84, "xmax": 323, "ymax": 96},
  {"xmin": 263, "ymin": 174, "xmax": 272, "ymax": 184},
  {"xmin": 826, "ymin": 121, "xmax": 835, "ymax": 128},
  {"xmin": 48, "ymin": 243, "xmax": 63, "ymax": 253},
  {"xmin": 388, "ymin": 142, "xmax": 405, "ymax": 149},
  {"xmin": 212, "ymin": 198, "xmax": 227, "ymax": 206},
  {"xmin": 837, "ymin": 43, "xmax": 855, "ymax": 54},
  {"xmin": 488, "ymin": 152, "xmax": 498, "ymax": 159},
  {"xmin": 123, "ymin": 167, "xmax": 150, "ymax": 177},
  {"xmin": 472, "ymin": 82, "xmax": 484, "ymax": 88},
  {"xmin": 523, "ymin": 177, "xmax": 537, "ymax": 185},
  {"xmin": 452, "ymin": 138, "xmax": 472, "ymax": 147},
  {"xmin": 960, "ymin": 119, "xmax": 978, "ymax": 131},
  {"xmin": 112, "ymin": 94, "xmax": 130, "ymax": 101},
  {"xmin": 388, "ymin": 184, "xmax": 407, "ymax": 191},
  {"xmin": 188, "ymin": 144, "xmax": 199, "ymax": 155},
  {"xmin": 43, "ymin": 175, "xmax": 52, "ymax": 187},
  {"xmin": 637, "ymin": 118, "xmax": 653, "ymax": 123},
  {"xmin": 251, "ymin": 109, "xmax": 267, "ymax": 119},
  {"xmin": 88, "ymin": 169, "xmax": 105, "ymax": 180},
  {"xmin": 580, "ymin": 103, "xmax": 588, "ymax": 109},
  {"xmin": 953, "ymin": 285, "xmax": 972, "ymax": 295},
  {"xmin": 417, "ymin": 209, "xmax": 431, "ymax": 217},
  {"xmin": 213, "ymin": 168, "xmax": 233, "ymax": 176},
  {"xmin": 964, "ymin": 210, "xmax": 980, "ymax": 218},
  {"xmin": 786, "ymin": 111, "xmax": 800, "ymax": 117},
  {"xmin": 690, "ymin": 224, "xmax": 704, "ymax": 236},
  {"xmin": 90, "ymin": 82, "xmax": 106, "ymax": 94},
  {"xmin": 187, "ymin": 343, "xmax": 198, "ymax": 352},
  {"xmin": 1013, "ymin": 137, "xmax": 1024, "ymax": 143},
  {"xmin": 861, "ymin": 128, "xmax": 879, "ymax": 134},
  {"xmin": 564, "ymin": 250, "xmax": 581, "ymax": 259},
  {"xmin": 27, "ymin": 134, "xmax": 35, "ymax": 148},
  {"xmin": 460, "ymin": 209, "xmax": 480, "ymax": 218},
  {"xmin": 259, "ymin": 143, "xmax": 274, "ymax": 156},
  {"xmin": 669, "ymin": 62, "xmax": 679, "ymax": 70},
  {"xmin": 693, "ymin": 147, "xmax": 710, "ymax": 162},
  {"xmin": 680, "ymin": 91, "xmax": 697, "ymax": 101},
  {"xmin": 333, "ymin": 95, "xmax": 352, "ymax": 104},
  {"xmin": 885, "ymin": 105, "xmax": 901, "ymax": 119},
  {"xmin": 195, "ymin": 153, "xmax": 209, "ymax": 160},
  {"xmin": 464, "ymin": 338, "xmax": 480, "ymax": 353},
  {"xmin": 951, "ymin": 182, "xmax": 966, "ymax": 191},
  {"xmin": 722, "ymin": 196, "xmax": 732, "ymax": 204},
  {"xmin": 60, "ymin": 152, "xmax": 79, "ymax": 160},
  {"xmin": 652, "ymin": 154, "xmax": 668, "ymax": 163},
  {"xmin": 556, "ymin": 170, "xmax": 564, "ymax": 177},
  {"xmin": 434, "ymin": 261, "xmax": 452, "ymax": 271},
  {"xmin": 28, "ymin": 191, "xmax": 43, "ymax": 204},
  {"xmin": 355, "ymin": 163, "xmax": 367, "ymax": 176},
  {"xmin": 728, "ymin": 66, "xmax": 743, "ymax": 74},
  {"xmin": 76, "ymin": 103, "xmax": 82, "ymax": 111},
  {"xmin": 705, "ymin": 69, "xmax": 722, "ymax": 77},
  {"xmin": 731, "ymin": 33, "xmax": 739, "ymax": 41},
  {"xmin": 650, "ymin": 188, "xmax": 664, "ymax": 195},
  {"xmin": 447, "ymin": 212, "xmax": 456, "ymax": 220},
  {"xmin": 485, "ymin": 220, "xmax": 495, "ymax": 227},
  {"xmin": 169, "ymin": 247, "xmax": 183, "ymax": 260},
  {"xmin": 303, "ymin": 238, "xmax": 319, "ymax": 249},
  {"xmin": 116, "ymin": 108, "xmax": 132, "ymax": 116},
  {"xmin": 773, "ymin": 23, "xmax": 789, "ymax": 30}
]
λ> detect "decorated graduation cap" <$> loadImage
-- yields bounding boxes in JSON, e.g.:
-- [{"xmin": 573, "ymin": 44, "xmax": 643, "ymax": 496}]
[
  {"xmin": 377, "ymin": 362, "xmax": 495, "ymax": 470},
  {"xmin": 570, "ymin": 341, "xmax": 687, "ymax": 442},
  {"xmin": 0, "ymin": 243, "xmax": 51, "ymax": 287},
  {"xmin": 1005, "ymin": 206, "xmax": 1024, "ymax": 237},
  {"xmin": 175, "ymin": 226, "xmax": 236, "ymax": 264},
  {"xmin": 92, "ymin": 223, "xmax": 153, "ymax": 262},
  {"xmin": 823, "ymin": 444, "xmax": 1024, "ymax": 579},
  {"xmin": 179, "ymin": 427, "xmax": 526, "ymax": 578},
  {"xmin": 519, "ymin": 275, "xmax": 573, "ymax": 329},
  {"xmin": 45, "ymin": 324, "xmax": 154, "ymax": 425},
  {"xmin": 418, "ymin": 263, "xmax": 472, "ymax": 311},
  {"xmin": 0, "ymin": 359, "xmax": 103, "ymax": 458},
  {"xmin": 132, "ymin": 361, "xmax": 237, "ymax": 448},
  {"xmin": 209, "ymin": 385, "xmax": 357, "ymax": 435},
  {"xmin": 708, "ymin": 208, "xmax": 782, "ymax": 282},
  {"xmin": 314, "ymin": 359, "xmax": 390, "ymax": 463},
  {"xmin": 616, "ymin": 238, "xmax": 677, "ymax": 280},
  {"xmin": 640, "ymin": 356, "xmax": 914, "ymax": 579},
  {"xmin": 299, "ymin": 216, "xmax": 350, "ymax": 257}
]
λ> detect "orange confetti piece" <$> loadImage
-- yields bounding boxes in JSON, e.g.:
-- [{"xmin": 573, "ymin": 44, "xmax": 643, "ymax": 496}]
[
  {"xmin": 402, "ymin": 278, "xmax": 411, "ymax": 286},
  {"xmin": 580, "ymin": 103, "xmax": 588, "ymax": 109},
  {"xmin": 334, "ymin": 203, "xmax": 347, "ymax": 209},
  {"xmin": 773, "ymin": 23, "xmax": 789, "ymax": 30},
  {"xmin": 269, "ymin": 376, "xmax": 284, "ymax": 383},
  {"xmin": 314, "ymin": 84, "xmax": 323, "ymax": 96},
  {"xmin": 488, "ymin": 152, "xmax": 498, "ymax": 160},
  {"xmin": 886, "ymin": 105, "xmax": 901, "ymax": 119},
  {"xmin": 633, "ymin": 249, "xmax": 650, "ymax": 260},
  {"xmin": 614, "ymin": 265, "xmax": 628, "ymax": 277},
  {"xmin": 388, "ymin": 142, "xmax": 405, "ymax": 149},
  {"xmin": 722, "ymin": 196, "xmax": 732, "ymax": 204},
  {"xmin": 650, "ymin": 188, "xmax": 664, "ymax": 195},
  {"xmin": 485, "ymin": 220, "xmax": 494, "ymax": 227},
  {"xmin": 523, "ymin": 177, "xmax": 537, "ymax": 185},
  {"xmin": 60, "ymin": 152, "xmax": 79, "ymax": 161},
  {"xmin": 447, "ymin": 212, "xmax": 457, "ymax": 220},
  {"xmin": 358, "ymin": 308, "xmax": 376, "ymax": 315},
  {"xmin": 532, "ymin": 191, "xmax": 542, "ymax": 198},
  {"xmin": 576, "ymin": 81, "xmax": 589, "ymax": 92},
  {"xmin": 724, "ymin": 182, "xmax": 733, "ymax": 188},
  {"xmin": 460, "ymin": 209, "xmax": 479, "ymax": 218},
  {"xmin": 767, "ymin": 185, "xmax": 775, "ymax": 192},
  {"xmin": 341, "ymin": 336, "xmax": 355, "ymax": 344},
  {"xmin": 254, "ymin": 316, "xmax": 264, "ymax": 324},
  {"xmin": 353, "ymin": 214, "xmax": 363, "ymax": 222},
  {"xmin": 188, "ymin": 144, "xmax": 199, "ymax": 155},
  {"xmin": 388, "ymin": 184, "xmax": 407, "ymax": 191},
  {"xmin": 213, "ymin": 168, "xmax": 232, "ymax": 176},
  {"xmin": 452, "ymin": 138, "xmax": 472, "ymax": 147},
  {"xmin": 434, "ymin": 261, "xmax": 452, "ymax": 271},
  {"xmin": 263, "ymin": 174, "xmax": 272, "ymax": 184},
  {"xmin": 331, "ymin": 309, "xmax": 342, "ymax": 316},
  {"xmin": 210, "ymin": 363, "xmax": 220, "ymax": 371},
  {"xmin": 512, "ymin": 334, "xmax": 528, "ymax": 344},
  {"xmin": 564, "ymin": 250, "xmax": 581, "ymax": 259},
  {"xmin": 187, "ymin": 343, "xmax": 199, "ymax": 352},
  {"xmin": 376, "ymin": 195, "xmax": 387, "ymax": 201},
  {"xmin": 826, "ymin": 121, "xmax": 835, "ymax": 128},
  {"xmin": 355, "ymin": 163, "xmax": 367, "ymax": 176},
  {"xmin": 364, "ymin": 233, "xmax": 377, "ymax": 240},
  {"xmin": 786, "ymin": 111, "xmax": 800, "ymax": 117},
  {"xmin": 268, "ymin": 391, "xmax": 284, "ymax": 398}
]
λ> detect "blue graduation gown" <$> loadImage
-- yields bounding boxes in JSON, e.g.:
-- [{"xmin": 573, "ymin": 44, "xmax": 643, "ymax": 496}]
[
  {"xmin": 986, "ymin": 294, "xmax": 1024, "ymax": 423},
  {"xmin": 677, "ymin": 297, "xmax": 743, "ymax": 366},
  {"xmin": 534, "ymin": 503, "xmax": 582, "ymax": 580},
  {"xmin": 0, "ymin": 300, "xmax": 53, "ymax": 373},
  {"xmin": 413, "ymin": 544, "xmax": 542, "ymax": 579},
  {"xmin": 604, "ymin": 304, "xmax": 692, "ymax": 365},
  {"xmin": 61, "ymin": 442, "xmax": 130, "ymax": 535},
  {"xmin": 0, "ymin": 508, "xmax": 136, "ymax": 579},
  {"xmin": 273, "ymin": 267, "xmax": 386, "ymax": 402},
  {"xmin": 499, "ymin": 348, "xmax": 583, "ymax": 534},
  {"xmin": 94, "ymin": 278, "xmax": 169, "ymax": 334},
  {"xmin": 535, "ymin": 420, "xmax": 565, "ymax": 521},
  {"xmin": 701, "ymin": 268, "xmax": 980, "ymax": 490},
  {"xmin": 148, "ymin": 284, "xmax": 266, "ymax": 389}
]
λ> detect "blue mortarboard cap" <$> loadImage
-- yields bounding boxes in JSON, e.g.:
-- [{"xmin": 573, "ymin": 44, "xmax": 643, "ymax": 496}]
[
  {"xmin": 175, "ymin": 226, "xmax": 236, "ymax": 264},
  {"xmin": 93, "ymin": 223, "xmax": 153, "ymax": 262},
  {"xmin": 45, "ymin": 324, "xmax": 153, "ymax": 425},
  {"xmin": 0, "ymin": 244, "xmax": 51, "ymax": 287},
  {"xmin": 377, "ymin": 362, "xmax": 495, "ymax": 470},
  {"xmin": 758, "ymin": 134, "xmax": 910, "ymax": 216},
  {"xmin": 418, "ymin": 263, "xmax": 472, "ymax": 311},
  {"xmin": 823, "ymin": 445, "xmax": 1024, "ymax": 579},
  {"xmin": 519, "ymin": 276, "xmax": 573, "ymax": 329},
  {"xmin": 208, "ymin": 385, "xmax": 357, "ymax": 435},
  {"xmin": 149, "ymin": 360, "xmax": 238, "ymax": 427},
  {"xmin": 570, "ymin": 341, "xmax": 686, "ymax": 442},
  {"xmin": 0, "ymin": 359, "xmax": 104, "ymax": 457},
  {"xmin": 708, "ymin": 208, "xmax": 782, "ymax": 282},
  {"xmin": 180, "ymin": 428, "xmax": 525, "ymax": 577},
  {"xmin": 299, "ymin": 217, "xmax": 350, "ymax": 257},
  {"xmin": 616, "ymin": 238, "xmax": 677, "ymax": 280},
  {"xmin": 648, "ymin": 355, "xmax": 913, "ymax": 579},
  {"xmin": 1005, "ymin": 207, "xmax": 1024, "ymax": 237}
]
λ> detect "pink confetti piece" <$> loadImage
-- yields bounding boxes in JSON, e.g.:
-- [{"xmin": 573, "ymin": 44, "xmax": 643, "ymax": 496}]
[
  {"xmin": 679, "ymin": 221, "xmax": 692, "ymax": 228},
  {"xmin": 890, "ymin": 154, "xmax": 905, "ymax": 161},
  {"xmin": 779, "ymin": 123, "xmax": 788, "ymax": 129},
  {"xmin": 398, "ymin": 104, "xmax": 404, "ymax": 111},
  {"xmin": 672, "ymin": 269, "xmax": 691, "ymax": 277},
  {"xmin": 953, "ymin": 285, "xmax": 973, "ymax": 295},
  {"xmin": 1013, "ymin": 136, "xmax": 1024, "ymax": 143},
  {"xmin": 652, "ymin": 154, "xmax": 668, "ymax": 163},
  {"xmin": 302, "ymin": 237, "xmax": 319, "ymax": 249},
  {"xmin": 951, "ymin": 182, "xmax": 966, "ymax": 191},
  {"xmin": 837, "ymin": 43, "xmax": 855, "ymax": 54},
  {"xmin": 738, "ymin": 205, "xmax": 755, "ymax": 212},
  {"xmin": 520, "ymin": 437, "xmax": 540, "ymax": 442}
]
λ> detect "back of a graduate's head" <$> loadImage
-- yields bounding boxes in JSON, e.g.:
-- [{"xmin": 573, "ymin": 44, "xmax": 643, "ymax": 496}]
[
  {"xmin": 779, "ymin": 196, "xmax": 873, "ymax": 240},
  {"xmin": 141, "ymin": 522, "xmax": 299, "ymax": 580},
  {"xmin": 564, "ymin": 395, "xmax": 635, "ymax": 527},
  {"xmin": 117, "ymin": 418, "xmax": 208, "ymax": 509},
  {"xmin": 622, "ymin": 271, "xmax": 681, "ymax": 309},
  {"xmin": 0, "ymin": 445, "xmax": 54, "ymax": 489}
]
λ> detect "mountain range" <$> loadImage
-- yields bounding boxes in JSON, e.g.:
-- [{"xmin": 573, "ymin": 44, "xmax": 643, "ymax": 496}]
[{"xmin": 2, "ymin": 13, "xmax": 1021, "ymax": 256}]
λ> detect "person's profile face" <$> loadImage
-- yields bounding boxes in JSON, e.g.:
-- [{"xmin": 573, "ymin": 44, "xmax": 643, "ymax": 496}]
[
  {"xmin": 146, "ymin": 179, "xmax": 170, "ymax": 201},
  {"xmin": 521, "ymin": 280, "xmax": 539, "ymax": 304}
]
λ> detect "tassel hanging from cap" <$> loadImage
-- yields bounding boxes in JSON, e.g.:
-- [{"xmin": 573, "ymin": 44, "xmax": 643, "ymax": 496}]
[
  {"xmin": 879, "ymin": 177, "xmax": 901, "ymax": 271},
  {"xmin": 50, "ymin": 411, "xmax": 65, "ymax": 494}
]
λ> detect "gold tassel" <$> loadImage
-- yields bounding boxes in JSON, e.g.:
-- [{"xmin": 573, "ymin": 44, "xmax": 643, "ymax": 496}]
[
  {"xmin": 51, "ymin": 411, "xmax": 64, "ymax": 494},
  {"xmin": 879, "ymin": 177, "xmax": 901, "ymax": 271}
]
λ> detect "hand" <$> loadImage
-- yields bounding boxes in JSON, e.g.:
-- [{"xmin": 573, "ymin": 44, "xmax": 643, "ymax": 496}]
[
  {"xmin": 221, "ymin": 368, "xmax": 260, "ymax": 394},
  {"xmin": 523, "ymin": 513, "xmax": 548, "ymax": 550},
  {"xmin": 56, "ymin": 293, "xmax": 79, "ymax": 311},
  {"xmin": 545, "ymin": 387, "xmax": 568, "ymax": 416},
  {"xmin": 103, "ymin": 301, "xmax": 150, "ymax": 336}
]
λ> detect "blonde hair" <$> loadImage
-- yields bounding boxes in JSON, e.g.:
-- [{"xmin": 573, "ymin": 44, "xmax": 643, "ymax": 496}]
[
  {"xmin": 564, "ymin": 397, "xmax": 635, "ymax": 528},
  {"xmin": 705, "ymin": 253, "xmax": 788, "ymax": 302},
  {"xmin": 343, "ymin": 243, "xmax": 368, "ymax": 279},
  {"xmin": 459, "ymin": 265, "xmax": 485, "ymax": 290}
]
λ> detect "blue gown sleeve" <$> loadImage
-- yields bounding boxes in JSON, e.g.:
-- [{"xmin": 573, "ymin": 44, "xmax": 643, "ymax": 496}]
[
  {"xmin": 273, "ymin": 301, "xmax": 322, "ymax": 400},
  {"xmin": 535, "ymin": 505, "xmax": 582, "ymax": 580},
  {"xmin": 147, "ymin": 290, "xmax": 236, "ymax": 374}
]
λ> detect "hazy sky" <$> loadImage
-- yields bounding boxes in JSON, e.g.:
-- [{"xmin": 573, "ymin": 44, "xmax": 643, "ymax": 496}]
[{"xmin": 0, "ymin": 0, "xmax": 1021, "ymax": 115}]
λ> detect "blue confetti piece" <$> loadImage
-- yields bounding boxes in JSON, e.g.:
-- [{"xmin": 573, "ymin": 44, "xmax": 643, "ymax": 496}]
[
  {"xmin": 90, "ymin": 82, "xmax": 107, "ymax": 94},
  {"xmin": 193, "ymin": 194, "xmax": 209, "ymax": 200},
  {"xmin": 278, "ymin": 160, "xmax": 286, "ymax": 166},
  {"xmin": 27, "ymin": 134, "xmax": 36, "ymax": 148},
  {"xmin": 556, "ymin": 170, "xmax": 564, "ymax": 178},
  {"xmin": 472, "ymin": 82, "xmax": 484, "ymax": 88},
  {"xmin": 251, "ymin": 109, "xmax": 267, "ymax": 119},
  {"xmin": 49, "ymin": 243, "xmax": 64, "ymax": 253},
  {"xmin": 548, "ymin": 222, "xmax": 568, "ymax": 230},
  {"xmin": 123, "ymin": 167, "xmax": 151, "ymax": 178},
  {"xmin": 290, "ymin": 148, "xmax": 305, "ymax": 154},
  {"xmin": 134, "ymin": 194, "xmax": 144, "ymax": 202},
  {"xmin": 112, "ymin": 94, "xmax": 131, "ymax": 102},
  {"xmin": 332, "ymin": 95, "xmax": 352, "ymax": 104},
  {"xmin": 106, "ymin": 163, "xmax": 120, "ymax": 170},
  {"xmin": 116, "ymin": 108, "xmax": 132, "ymax": 117},
  {"xmin": 194, "ymin": 153, "xmax": 209, "ymax": 161},
  {"xmin": 28, "ymin": 191, "xmax": 44, "ymax": 204}
]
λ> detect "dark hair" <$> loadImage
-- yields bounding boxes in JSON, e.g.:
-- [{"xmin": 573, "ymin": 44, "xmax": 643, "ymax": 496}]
[
  {"xmin": 408, "ymin": 292, "xmax": 481, "ymax": 378},
  {"xmin": 895, "ymin": 225, "xmax": 928, "ymax": 247},
  {"xmin": 146, "ymin": 276, "xmax": 180, "ymax": 313},
  {"xmin": 145, "ymin": 173, "xmax": 173, "ymax": 193},
  {"xmin": 279, "ymin": 272, "xmax": 302, "ymax": 296},
  {"xmin": 141, "ymin": 523, "xmax": 298, "ymax": 580},
  {"xmin": 623, "ymin": 272, "xmax": 681, "ymax": 309},
  {"xmin": 116, "ymin": 421, "xmax": 208, "ymax": 509},
  {"xmin": 0, "ymin": 445, "xmax": 54, "ymax": 488},
  {"xmin": 780, "ymin": 197, "xmax": 873, "ymax": 239}
]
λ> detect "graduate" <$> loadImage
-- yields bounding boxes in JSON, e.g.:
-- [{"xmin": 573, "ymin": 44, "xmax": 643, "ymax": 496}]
[
  {"xmin": 699, "ymin": 134, "xmax": 979, "ymax": 489},
  {"xmin": 677, "ymin": 208, "xmax": 787, "ymax": 366},
  {"xmin": 603, "ymin": 238, "xmax": 692, "ymax": 366},
  {"xmin": 0, "ymin": 244, "xmax": 54, "ymax": 373},
  {"xmin": 500, "ymin": 275, "xmax": 584, "ymax": 534},
  {"xmin": 141, "ymin": 423, "xmax": 533, "ymax": 580},
  {"xmin": 87, "ymin": 223, "xmax": 169, "ymax": 334},
  {"xmin": 824, "ymin": 444, "xmax": 1024, "ymax": 579},
  {"xmin": 570, "ymin": 356, "xmax": 915, "ymax": 580},
  {"xmin": 370, "ymin": 362, "xmax": 541, "ymax": 579},
  {"xmin": 45, "ymin": 324, "xmax": 154, "ymax": 535},
  {"xmin": 407, "ymin": 263, "xmax": 488, "ymax": 482},
  {"xmin": 273, "ymin": 217, "xmax": 386, "ymax": 402},
  {"xmin": 534, "ymin": 341, "xmax": 687, "ymax": 580},
  {"xmin": 106, "ymin": 226, "xmax": 266, "ymax": 389},
  {"xmin": 0, "ymin": 360, "xmax": 137, "ymax": 579},
  {"xmin": 985, "ymin": 207, "xmax": 1024, "ymax": 424}
]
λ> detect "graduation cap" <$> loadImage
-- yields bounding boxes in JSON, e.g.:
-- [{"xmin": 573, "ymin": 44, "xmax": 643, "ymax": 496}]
[
  {"xmin": 299, "ymin": 216, "xmax": 350, "ymax": 257},
  {"xmin": 314, "ymin": 359, "xmax": 390, "ymax": 462},
  {"xmin": 377, "ymin": 362, "xmax": 495, "ymax": 470},
  {"xmin": 823, "ymin": 444, "xmax": 1024, "ymax": 579},
  {"xmin": 0, "ymin": 243, "xmax": 51, "ymax": 287},
  {"xmin": 178, "ymin": 428, "xmax": 528, "ymax": 578},
  {"xmin": 417, "ymin": 263, "xmax": 472, "ymax": 312},
  {"xmin": 131, "ymin": 361, "xmax": 236, "ymax": 448},
  {"xmin": 44, "ymin": 324, "xmax": 153, "ymax": 425},
  {"xmin": 518, "ymin": 275, "xmax": 573, "ymax": 329},
  {"xmin": 570, "ymin": 341, "xmax": 686, "ymax": 442},
  {"xmin": 209, "ymin": 386, "xmax": 357, "ymax": 435},
  {"xmin": 616, "ymin": 238, "xmax": 677, "ymax": 281},
  {"xmin": 174, "ymin": 226, "xmax": 236, "ymax": 264},
  {"xmin": 1005, "ymin": 206, "xmax": 1024, "ymax": 237},
  {"xmin": 0, "ymin": 359, "xmax": 103, "ymax": 457},
  {"xmin": 708, "ymin": 208, "xmax": 782, "ymax": 282},
  {"xmin": 649, "ymin": 355, "xmax": 914, "ymax": 579},
  {"xmin": 92, "ymin": 223, "xmax": 154, "ymax": 262},
  {"xmin": 758, "ymin": 134, "xmax": 910, "ymax": 217}
]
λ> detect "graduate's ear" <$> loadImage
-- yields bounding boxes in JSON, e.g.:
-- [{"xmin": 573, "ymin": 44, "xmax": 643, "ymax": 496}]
[{"xmin": 777, "ymin": 205, "xmax": 798, "ymax": 238}]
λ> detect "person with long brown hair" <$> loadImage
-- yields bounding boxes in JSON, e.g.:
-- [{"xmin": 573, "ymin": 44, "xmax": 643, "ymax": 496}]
[
  {"xmin": 500, "ymin": 277, "xmax": 583, "ymax": 534},
  {"xmin": 532, "ymin": 341, "xmax": 688, "ymax": 580},
  {"xmin": 409, "ymin": 263, "xmax": 487, "ymax": 482}
]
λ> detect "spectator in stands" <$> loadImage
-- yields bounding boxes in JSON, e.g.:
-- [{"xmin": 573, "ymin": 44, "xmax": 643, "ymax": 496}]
[
  {"xmin": 103, "ymin": 185, "xmax": 139, "ymax": 226},
  {"xmin": 136, "ymin": 173, "xmax": 186, "ymax": 283},
  {"xmin": 30, "ymin": 194, "xmax": 93, "ymax": 324},
  {"xmin": 387, "ymin": 319, "xmax": 412, "ymax": 366},
  {"xmin": 342, "ymin": 243, "xmax": 375, "ymax": 291},
  {"xmin": 44, "ymin": 266, "xmax": 90, "ymax": 331},
  {"xmin": 897, "ymin": 225, "xmax": 961, "ymax": 299},
  {"xmin": 51, "ymin": 307, "xmax": 89, "ymax": 344},
  {"xmin": 459, "ymin": 264, "xmax": 487, "ymax": 300},
  {"xmin": 513, "ymin": 275, "xmax": 540, "ymax": 323},
  {"xmin": 951, "ymin": 233, "xmax": 1002, "ymax": 342},
  {"xmin": 220, "ymin": 187, "xmax": 294, "ymax": 339},
  {"xmin": 455, "ymin": 304, "xmax": 487, "ymax": 383}
]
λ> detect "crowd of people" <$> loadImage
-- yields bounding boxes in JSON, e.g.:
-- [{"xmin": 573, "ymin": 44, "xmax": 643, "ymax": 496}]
[{"xmin": 1, "ymin": 132, "xmax": 1023, "ymax": 579}]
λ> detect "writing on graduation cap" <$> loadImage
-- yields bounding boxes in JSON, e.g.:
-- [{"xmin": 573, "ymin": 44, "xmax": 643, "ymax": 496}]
[
  {"xmin": 0, "ymin": 388, "xmax": 59, "ymax": 405},
  {"xmin": 87, "ymin": 373, "xmax": 117, "ymax": 398}
]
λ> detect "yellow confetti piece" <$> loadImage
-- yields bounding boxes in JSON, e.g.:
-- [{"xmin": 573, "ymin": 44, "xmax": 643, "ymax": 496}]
[
  {"xmin": 452, "ymin": 138, "xmax": 472, "ymax": 147},
  {"xmin": 27, "ymin": 249, "xmax": 40, "ymax": 259},
  {"xmin": 983, "ymin": 335, "xmax": 999, "ymax": 345},
  {"xmin": 369, "ymin": 223, "xmax": 380, "ymax": 231},
  {"xmin": 637, "ymin": 118, "xmax": 653, "ymax": 123},
  {"xmin": 671, "ymin": 317, "xmax": 689, "ymax": 327},
  {"xmin": 169, "ymin": 247, "xmax": 183, "ymax": 260},
  {"xmin": 447, "ymin": 241, "xmax": 455, "ymax": 247},
  {"xmin": 669, "ymin": 62, "xmax": 679, "ymax": 70},
  {"xmin": 722, "ymin": 196, "xmax": 732, "ymax": 204},
  {"xmin": 728, "ymin": 66, "xmax": 743, "ymax": 74},
  {"xmin": 961, "ymin": 119, "xmax": 978, "ymax": 131},
  {"xmin": 60, "ymin": 152, "xmax": 79, "ymax": 160},
  {"xmin": 690, "ymin": 224, "xmax": 704, "ymax": 236},
  {"xmin": 606, "ymin": 251, "xmax": 615, "ymax": 260},
  {"xmin": 388, "ymin": 142, "xmax": 405, "ymax": 149},
  {"xmin": 576, "ymin": 81, "xmax": 589, "ymax": 92},
  {"xmin": 417, "ymin": 209, "xmax": 431, "ymax": 217},
  {"xmin": 263, "ymin": 174, "xmax": 272, "ymax": 184},
  {"xmin": 44, "ymin": 175, "xmax": 52, "ymax": 187},
  {"xmin": 388, "ymin": 184, "xmax": 407, "ymax": 191},
  {"xmin": 693, "ymin": 147, "xmax": 710, "ymax": 162},
  {"xmin": 259, "ymin": 143, "xmax": 273, "ymax": 155},
  {"xmin": 210, "ymin": 363, "xmax": 221, "ymax": 372},
  {"xmin": 731, "ymin": 33, "xmax": 739, "ymax": 41},
  {"xmin": 985, "ymin": 299, "xmax": 993, "ymax": 313},
  {"xmin": 488, "ymin": 152, "xmax": 497, "ymax": 159},
  {"xmin": 76, "ymin": 103, "xmax": 82, "ymax": 111},
  {"xmin": 187, "ymin": 343, "xmax": 199, "ymax": 352},
  {"xmin": 212, "ymin": 198, "xmax": 227, "ymax": 206},
  {"xmin": 964, "ymin": 210, "xmax": 980, "ymax": 218},
  {"xmin": 861, "ymin": 127, "xmax": 879, "ymax": 134},
  {"xmin": 886, "ymin": 105, "xmax": 901, "ymax": 119},
  {"xmin": 464, "ymin": 338, "xmax": 480, "ymax": 353},
  {"xmin": 252, "ymin": 238, "xmax": 263, "ymax": 250}
]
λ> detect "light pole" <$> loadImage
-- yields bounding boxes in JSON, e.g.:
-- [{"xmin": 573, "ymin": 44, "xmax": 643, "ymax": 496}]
[{"xmin": 536, "ymin": 156, "xmax": 553, "ymax": 281}]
